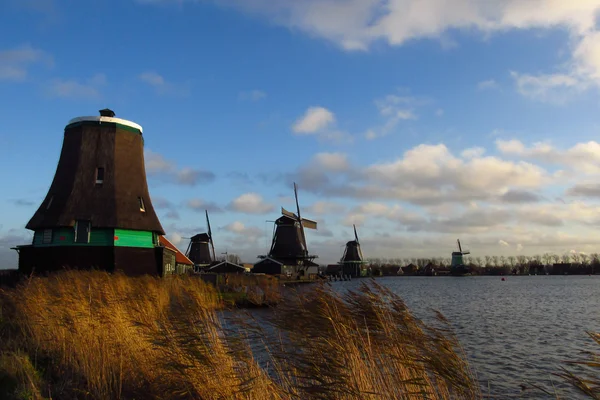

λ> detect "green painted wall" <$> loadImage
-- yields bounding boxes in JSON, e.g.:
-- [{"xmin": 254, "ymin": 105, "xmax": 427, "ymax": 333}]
[
  {"xmin": 33, "ymin": 228, "xmax": 114, "ymax": 247},
  {"xmin": 114, "ymin": 229, "xmax": 154, "ymax": 248}
]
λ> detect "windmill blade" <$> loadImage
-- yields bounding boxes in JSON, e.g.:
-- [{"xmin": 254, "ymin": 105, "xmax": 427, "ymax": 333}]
[
  {"xmin": 281, "ymin": 207, "xmax": 298, "ymax": 219},
  {"xmin": 206, "ymin": 210, "xmax": 216, "ymax": 261},
  {"xmin": 294, "ymin": 182, "xmax": 302, "ymax": 221},
  {"xmin": 294, "ymin": 182, "xmax": 308, "ymax": 253},
  {"xmin": 301, "ymin": 218, "xmax": 317, "ymax": 230},
  {"xmin": 354, "ymin": 224, "xmax": 359, "ymax": 243},
  {"xmin": 457, "ymin": 239, "xmax": 462, "ymax": 253}
]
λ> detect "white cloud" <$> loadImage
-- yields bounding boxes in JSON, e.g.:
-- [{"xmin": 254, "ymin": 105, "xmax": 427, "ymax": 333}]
[
  {"xmin": 496, "ymin": 139, "xmax": 600, "ymax": 174},
  {"xmin": 228, "ymin": 193, "xmax": 274, "ymax": 214},
  {"xmin": 313, "ymin": 153, "xmax": 349, "ymax": 172},
  {"xmin": 0, "ymin": 44, "xmax": 52, "ymax": 81},
  {"xmin": 292, "ymin": 106, "xmax": 351, "ymax": 142},
  {"xmin": 224, "ymin": 221, "xmax": 246, "ymax": 234},
  {"xmin": 223, "ymin": 221, "xmax": 265, "ymax": 238},
  {"xmin": 510, "ymin": 71, "xmax": 584, "ymax": 103},
  {"xmin": 461, "ymin": 147, "xmax": 486, "ymax": 159},
  {"xmin": 45, "ymin": 73, "xmax": 106, "ymax": 99},
  {"xmin": 499, "ymin": 240, "xmax": 510, "ymax": 247},
  {"xmin": 145, "ymin": 149, "xmax": 216, "ymax": 185},
  {"xmin": 477, "ymin": 79, "xmax": 499, "ymax": 90},
  {"xmin": 306, "ymin": 201, "xmax": 347, "ymax": 215},
  {"xmin": 238, "ymin": 89, "xmax": 267, "ymax": 101},
  {"xmin": 293, "ymin": 142, "xmax": 550, "ymax": 207},
  {"xmin": 366, "ymin": 94, "xmax": 421, "ymax": 140},
  {"xmin": 186, "ymin": 198, "xmax": 223, "ymax": 213},
  {"xmin": 138, "ymin": 71, "xmax": 190, "ymax": 96},
  {"xmin": 292, "ymin": 106, "xmax": 335, "ymax": 134},
  {"xmin": 151, "ymin": 0, "xmax": 600, "ymax": 101},
  {"xmin": 516, "ymin": 243, "xmax": 524, "ymax": 252}
]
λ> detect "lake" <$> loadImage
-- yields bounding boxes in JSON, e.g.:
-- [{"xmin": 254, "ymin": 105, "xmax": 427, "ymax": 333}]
[{"xmin": 323, "ymin": 275, "xmax": 600, "ymax": 398}]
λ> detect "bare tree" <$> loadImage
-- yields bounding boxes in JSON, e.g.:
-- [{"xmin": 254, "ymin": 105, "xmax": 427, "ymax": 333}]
[
  {"xmin": 485, "ymin": 255, "xmax": 493, "ymax": 268},
  {"xmin": 492, "ymin": 256, "xmax": 500, "ymax": 268},
  {"xmin": 561, "ymin": 253, "xmax": 571, "ymax": 264},
  {"xmin": 542, "ymin": 253, "xmax": 553, "ymax": 266},
  {"xmin": 581, "ymin": 253, "xmax": 590, "ymax": 265},
  {"xmin": 571, "ymin": 252, "xmax": 581, "ymax": 265}
]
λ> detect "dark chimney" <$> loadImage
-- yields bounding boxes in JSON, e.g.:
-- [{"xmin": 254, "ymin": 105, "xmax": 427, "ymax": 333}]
[{"xmin": 99, "ymin": 108, "xmax": 116, "ymax": 118}]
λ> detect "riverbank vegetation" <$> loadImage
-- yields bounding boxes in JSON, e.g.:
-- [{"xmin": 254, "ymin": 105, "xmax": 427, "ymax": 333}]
[
  {"xmin": 367, "ymin": 252, "xmax": 600, "ymax": 276},
  {"xmin": 0, "ymin": 271, "xmax": 480, "ymax": 399}
]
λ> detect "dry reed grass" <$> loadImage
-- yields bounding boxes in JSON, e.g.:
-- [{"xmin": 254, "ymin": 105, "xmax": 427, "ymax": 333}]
[
  {"xmin": 0, "ymin": 271, "xmax": 480, "ymax": 400},
  {"xmin": 555, "ymin": 332, "xmax": 600, "ymax": 399}
]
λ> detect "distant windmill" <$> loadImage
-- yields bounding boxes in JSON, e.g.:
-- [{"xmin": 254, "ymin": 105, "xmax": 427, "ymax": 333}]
[
  {"xmin": 340, "ymin": 224, "xmax": 365, "ymax": 278},
  {"xmin": 450, "ymin": 239, "xmax": 471, "ymax": 276},
  {"xmin": 185, "ymin": 210, "xmax": 216, "ymax": 270},
  {"xmin": 267, "ymin": 183, "xmax": 318, "ymax": 263},
  {"xmin": 256, "ymin": 183, "xmax": 318, "ymax": 276}
]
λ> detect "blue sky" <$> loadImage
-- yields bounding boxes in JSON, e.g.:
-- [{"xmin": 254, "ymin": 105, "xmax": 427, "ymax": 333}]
[{"xmin": 2, "ymin": 0, "xmax": 600, "ymax": 267}]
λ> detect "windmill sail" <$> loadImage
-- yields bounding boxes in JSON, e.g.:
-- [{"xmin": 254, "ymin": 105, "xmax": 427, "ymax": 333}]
[{"xmin": 206, "ymin": 210, "xmax": 216, "ymax": 261}]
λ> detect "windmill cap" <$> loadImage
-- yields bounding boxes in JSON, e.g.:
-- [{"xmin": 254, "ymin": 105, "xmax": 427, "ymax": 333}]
[
  {"xmin": 67, "ymin": 111, "xmax": 143, "ymax": 133},
  {"xmin": 99, "ymin": 108, "xmax": 115, "ymax": 117}
]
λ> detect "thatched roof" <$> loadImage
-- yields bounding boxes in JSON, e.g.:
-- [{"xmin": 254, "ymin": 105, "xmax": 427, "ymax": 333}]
[{"xmin": 26, "ymin": 115, "xmax": 164, "ymax": 234}]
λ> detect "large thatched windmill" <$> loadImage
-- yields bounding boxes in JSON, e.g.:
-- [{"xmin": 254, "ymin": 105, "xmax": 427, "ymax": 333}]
[
  {"xmin": 340, "ymin": 224, "xmax": 366, "ymax": 278},
  {"xmin": 185, "ymin": 210, "xmax": 216, "ymax": 271},
  {"xmin": 15, "ymin": 109, "xmax": 176, "ymax": 276},
  {"xmin": 253, "ymin": 183, "xmax": 318, "ymax": 277}
]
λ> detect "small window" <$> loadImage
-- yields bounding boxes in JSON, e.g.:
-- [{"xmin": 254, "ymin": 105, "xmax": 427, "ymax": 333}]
[
  {"xmin": 138, "ymin": 197, "xmax": 146, "ymax": 212},
  {"xmin": 46, "ymin": 196, "xmax": 53, "ymax": 210},
  {"xmin": 96, "ymin": 167, "xmax": 105, "ymax": 185},
  {"xmin": 74, "ymin": 220, "xmax": 91, "ymax": 243},
  {"xmin": 42, "ymin": 229, "xmax": 53, "ymax": 244}
]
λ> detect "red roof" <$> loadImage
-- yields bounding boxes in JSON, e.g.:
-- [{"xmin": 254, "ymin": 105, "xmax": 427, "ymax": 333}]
[{"xmin": 159, "ymin": 236, "xmax": 194, "ymax": 265}]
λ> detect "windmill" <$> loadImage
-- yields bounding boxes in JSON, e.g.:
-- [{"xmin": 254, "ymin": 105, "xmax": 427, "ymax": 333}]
[
  {"xmin": 340, "ymin": 225, "xmax": 366, "ymax": 278},
  {"xmin": 258, "ymin": 182, "xmax": 318, "ymax": 274},
  {"xmin": 450, "ymin": 239, "xmax": 471, "ymax": 276},
  {"xmin": 186, "ymin": 210, "xmax": 216, "ymax": 270}
]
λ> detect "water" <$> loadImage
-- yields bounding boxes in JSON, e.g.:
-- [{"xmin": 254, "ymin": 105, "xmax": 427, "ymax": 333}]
[{"xmin": 326, "ymin": 275, "xmax": 600, "ymax": 398}]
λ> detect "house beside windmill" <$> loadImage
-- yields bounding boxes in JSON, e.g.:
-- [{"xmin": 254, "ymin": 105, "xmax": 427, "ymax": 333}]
[
  {"xmin": 159, "ymin": 236, "xmax": 194, "ymax": 275},
  {"xmin": 253, "ymin": 183, "xmax": 319, "ymax": 279},
  {"xmin": 339, "ymin": 224, "xmax": 366, "ymax": 278},
  {"xmin": 185, "ymin": 210, "xmax": 217, "ymax": 271},
  {"xmin": 14, "ymin": 109, "xmax": 177, "ymax": 276}
]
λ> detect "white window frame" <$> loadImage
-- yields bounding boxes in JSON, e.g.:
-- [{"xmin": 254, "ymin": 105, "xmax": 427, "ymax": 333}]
[
  {"xmin": 74, "ymin": 220, "xmax": 91, "ymax": 243},
  {"xmin": 42, "ymin": 229, "xmax": 53, "ymax": 244},
  {"xmin": 96, "ymin": 167, "xmax": 105, "ymax": 185}
]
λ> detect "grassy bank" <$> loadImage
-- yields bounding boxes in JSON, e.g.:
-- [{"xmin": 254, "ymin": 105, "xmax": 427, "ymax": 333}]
[{"xmin": 0, "ymin": 271, "xmax": 481, "ymax": 399}]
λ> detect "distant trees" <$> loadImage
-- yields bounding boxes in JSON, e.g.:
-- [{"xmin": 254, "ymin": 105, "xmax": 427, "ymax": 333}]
[{"xmin": 365, "ymin": 250, "xmax": 599, "ymax": 276}]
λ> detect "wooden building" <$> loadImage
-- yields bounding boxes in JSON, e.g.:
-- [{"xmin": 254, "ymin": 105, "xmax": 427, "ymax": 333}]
[
  {"xmin": 15, "ymin": 109, "xmax": 174, "ymax": 276},
  {"xmin": 207, "ymin": 260, "xmax": 246, "ymax": 274},
  {"xmin": 159, "ymin": 236, "xmax": 194, "ymax": 275}
]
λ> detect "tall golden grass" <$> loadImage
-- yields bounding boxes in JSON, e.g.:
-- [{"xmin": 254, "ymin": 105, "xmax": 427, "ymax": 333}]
[{"xmin": 0, "ymin": 271, "xmax": 480, "ymax": 399}]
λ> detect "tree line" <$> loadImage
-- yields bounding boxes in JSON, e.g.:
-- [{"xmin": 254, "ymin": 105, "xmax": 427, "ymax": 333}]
[{"xmin": 365, "ymin": 252, "xmax": 600, "ymax": 275}]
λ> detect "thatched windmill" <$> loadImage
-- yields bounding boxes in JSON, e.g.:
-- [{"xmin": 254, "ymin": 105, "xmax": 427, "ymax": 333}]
[
  {"xmin": 14, "ymin": 109, "xmax": 175, "ymax": 276},
  {"xmin": 340, "ymin": 224, "xmax": 365, "ymax": 278},
  {"xmin": 254, "ymin": 183, "xmax": 318, "ymax": 276},
  {"xmin": 186, "ymin": 210, "xmax": 216, "ymax": 270},
  {"xmin": 450, "ymin": 239, "xmax": 471, "ymax": 276}
]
